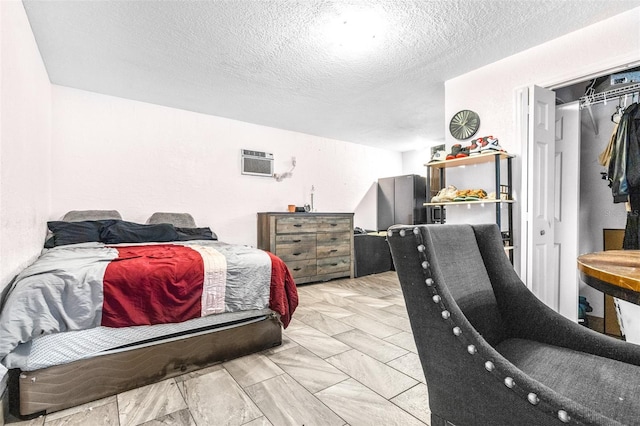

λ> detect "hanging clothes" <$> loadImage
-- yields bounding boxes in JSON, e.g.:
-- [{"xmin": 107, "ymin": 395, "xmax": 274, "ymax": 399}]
[
  {"xmin": 598, "ymin": 122, "xmax": 618, "ymax": 167},
  {"xmin": 624, "ymin": 209, "xmax": 639, "ymax": 249},
  {"xmin": 608, "ymin": 103, "xmax": 638, "ymax": 203},
  {"xmin": 607, "ymin": 102, "xmax": 640, "ymax": 248},
  {"xmin": 626, "ymin": 110, "xmax": 640, "ymax": 192}
]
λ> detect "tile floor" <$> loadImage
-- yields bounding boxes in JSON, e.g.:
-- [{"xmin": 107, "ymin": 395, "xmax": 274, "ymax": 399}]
[{"xmin": 5, "ymin": 271, "xmax": 430, "ymax": 426}]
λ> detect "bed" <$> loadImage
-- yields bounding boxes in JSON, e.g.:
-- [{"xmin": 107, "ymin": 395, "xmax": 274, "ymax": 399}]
[{"xmin": 0, "ymin": 210, "xmax": 298, "ymax": 418}]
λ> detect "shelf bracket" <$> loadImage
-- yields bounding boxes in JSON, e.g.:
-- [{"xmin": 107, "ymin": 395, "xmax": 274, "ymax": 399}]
[{"xmin": 584, "ymin": 104, "xmax": 599, "ymax": 135}]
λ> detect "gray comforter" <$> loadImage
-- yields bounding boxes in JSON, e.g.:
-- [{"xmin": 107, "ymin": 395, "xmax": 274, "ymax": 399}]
[{"xmin": 0, "ymin": 240, "xmax": 272, "ymax": 363}]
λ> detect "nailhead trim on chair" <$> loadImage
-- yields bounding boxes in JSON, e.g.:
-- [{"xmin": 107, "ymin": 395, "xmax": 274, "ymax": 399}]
[
  {"xmin": 388, "ymin": 226, "xmax": 577, "ymax": 424},
  {"xmin": 528, "ymin": 393, "xmax": 540, "ymax": 405}
]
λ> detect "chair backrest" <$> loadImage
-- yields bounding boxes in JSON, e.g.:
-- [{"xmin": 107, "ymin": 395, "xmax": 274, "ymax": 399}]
[
  {"xmin": 387, "ymin": 223, "xmax": 528, "ymax": 424},
  {"xmin": 146, "ymin": 212, "xmax": 196, "ymax": 228},
  {"xmin": 405, "ymin": 223, "xmax": 507, "ymax": 345},
  {"xmin": 62, "ymin": 210, "xmax": 122, "ymax": 221}
]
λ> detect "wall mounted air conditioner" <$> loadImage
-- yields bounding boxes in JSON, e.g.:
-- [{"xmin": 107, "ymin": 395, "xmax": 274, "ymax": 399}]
[{"xmin": 241, "ymin": 149, "xmax": 274, "ymax": 177}]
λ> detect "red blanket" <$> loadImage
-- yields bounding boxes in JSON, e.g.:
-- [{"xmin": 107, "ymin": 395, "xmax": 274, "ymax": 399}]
[
  {"xmin": 266, "ymin": 251, "xmax": 298, "ymax": 328},
  {"xmin": 101, "ymin": 245, "xmax": 298, "ymax": 328}
]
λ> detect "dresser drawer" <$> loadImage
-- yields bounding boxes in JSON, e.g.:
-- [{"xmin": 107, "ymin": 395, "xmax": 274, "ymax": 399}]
[
  {"xmin": 286, "ymin": 259, "xmax": 317, "ymax": 278},
  {"xmin": 276, "ymin": 234, "xmax": 316, "ymax": 245},
  {"xmin": 317, "ymin": 232, "xmax": 351, "ymax": 258},
  {"xmin": 317, "ymin": 217, "xmax": 352, "ymax": 232},
  {"xmin": 276, "ymin": 216, "xmax": 319, "ymax": 234},
  {"xmin": 275, "ymin": 234, "xmax": 316, "ymax": 261},
  {"xmin": 317, "ymin": 256, "xmax": 351, "ymax": 275},
  {"xmin": 276, "ymin": 245, "xmax": 316, "ymax": 261}
]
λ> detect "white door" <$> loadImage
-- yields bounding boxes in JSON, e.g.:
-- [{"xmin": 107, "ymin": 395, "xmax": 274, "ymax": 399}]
[
  {"xmin": 555, "ymin": 102, "xmax": 581, "ymax": 321},
  {"xmin": 526, "ymin": 85, "xmax": 557, "ymax": 310}
]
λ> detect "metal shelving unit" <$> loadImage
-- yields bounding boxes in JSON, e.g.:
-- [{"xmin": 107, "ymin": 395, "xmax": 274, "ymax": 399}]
[{"xmin": 425, "ymin": 151, "xmax": 514, "ymax": 261}]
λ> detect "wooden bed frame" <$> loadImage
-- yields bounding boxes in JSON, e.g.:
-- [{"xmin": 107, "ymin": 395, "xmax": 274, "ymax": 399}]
[{"xmin": 9, "ymin": 314, "xmax": 282, "ymax": 418}]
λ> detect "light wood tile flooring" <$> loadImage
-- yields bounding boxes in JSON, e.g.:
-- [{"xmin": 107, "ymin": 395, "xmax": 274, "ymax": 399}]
[{"xmin": 6, "ymin": 271, "xmax": 430, "ymax": 426}]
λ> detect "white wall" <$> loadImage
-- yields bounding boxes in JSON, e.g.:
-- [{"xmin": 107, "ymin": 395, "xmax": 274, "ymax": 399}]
[
  {"xmin": 51, "ymin": 86, "xmax": 402, "ymax": 246},
  {"xmin": 401, "ymin": 144, "xmax": 441, "ymax": 176},
  {"xmin": 443, "ymin": 7, "xmax": 640, "ymax": 274},
  {"xmin": 0, "ymin": 0, "xmax": 52, "ymax": 404},
  {"xmin": 0, "ymin": 1, "xmax": 52, "ymax": 293}
]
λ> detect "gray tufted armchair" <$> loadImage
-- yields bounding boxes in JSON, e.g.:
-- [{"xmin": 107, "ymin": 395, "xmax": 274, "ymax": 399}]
[{"xmin": 387, "ymin": 223, "xmax": 640, "ymax": 426}]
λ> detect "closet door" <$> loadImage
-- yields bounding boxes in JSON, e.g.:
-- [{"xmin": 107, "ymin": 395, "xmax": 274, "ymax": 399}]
[
  {"xmin": 526, "ymin": 85, "xmax": 557, "ymax": 310},
  {"xmin": 555, "ymin": 102, "xmax": 581, "ymax": 322}
]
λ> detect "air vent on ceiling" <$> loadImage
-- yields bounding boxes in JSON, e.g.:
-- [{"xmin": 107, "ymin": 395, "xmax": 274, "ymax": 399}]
[{"xmin": 241, "ymin": 149, "xmax": 274, "ymax": 177}]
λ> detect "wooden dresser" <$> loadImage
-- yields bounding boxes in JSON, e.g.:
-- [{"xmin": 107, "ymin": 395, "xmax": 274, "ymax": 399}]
[{"xmin": 257, "ymin": 212, "xmax": 354, "ymax": 284}]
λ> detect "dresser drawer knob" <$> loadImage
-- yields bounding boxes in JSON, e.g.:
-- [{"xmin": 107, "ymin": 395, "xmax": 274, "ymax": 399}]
[
  {"xmin": 293, "ymin": 267, "xmax": 302, "ymax": 271},
  {"xmin": 293, "ymin": 224, "xmax": 302, "ymax": 227},
  {"xmin": 293, "ymin": 252, "xmax": 302, "ymax": 256},
  {"xmin": 331, "ymin": 263, "xmax": 338, "ymax": 266},
  {"xmin": 292, "ymin": 239, "xmax": 302, "ymax": 243},
  {"xmin": 330, "ymin": 223, "xmax": 337, "ymax": 226},
  {"xmin": 329, "ymin": 249, "xmax": 338, "ymax": 253}
]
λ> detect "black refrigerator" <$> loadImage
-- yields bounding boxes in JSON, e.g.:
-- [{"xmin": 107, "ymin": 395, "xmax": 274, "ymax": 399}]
[{"xmin": 377, "ymin": 174, "xmax": 427, "ymax": 231}]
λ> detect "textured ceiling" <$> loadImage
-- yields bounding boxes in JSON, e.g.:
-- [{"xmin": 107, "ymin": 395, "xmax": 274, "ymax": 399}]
[{"xmin": 22, "ymin": 0, "xmax": 640, "ymax": 152}]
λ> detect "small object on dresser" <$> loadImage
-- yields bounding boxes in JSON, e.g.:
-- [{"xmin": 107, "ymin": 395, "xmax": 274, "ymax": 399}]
[
  {"xmin": 295, "ymin": 206, "xmax": 306, "ymax": 212},
  {"xmin": 287, "ymin": 204, "xmax": 296, "ymax": 212}
]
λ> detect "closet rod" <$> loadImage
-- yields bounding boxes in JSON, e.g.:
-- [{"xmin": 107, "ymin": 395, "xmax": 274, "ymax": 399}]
[{"xmin": 579, "ymin": 82, "xmax": 640, "ymax": 109}]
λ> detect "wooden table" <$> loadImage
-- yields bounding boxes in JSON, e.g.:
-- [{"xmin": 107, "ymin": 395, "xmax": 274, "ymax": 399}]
[{"xmin": 577, "ymin": 250, "xmax": 640, "ymax": 305}]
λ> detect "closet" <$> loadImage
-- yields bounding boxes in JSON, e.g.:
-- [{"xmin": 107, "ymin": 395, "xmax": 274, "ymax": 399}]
[{"xmin": 555, "ymin": 69, "xmax": 640, "ymax": 335}]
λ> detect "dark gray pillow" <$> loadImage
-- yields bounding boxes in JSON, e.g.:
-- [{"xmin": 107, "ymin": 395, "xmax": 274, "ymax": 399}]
[
  {"xmin": 45, "ymin": 220, "xmax": 116, "ymax": 248},
  {"xmin": 100, "ymin": 221, "xmax": 179, "ymax": 244},
  {"xmin": 175, "ymin": 227, "xmax": 217, "ymax": 241}
]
